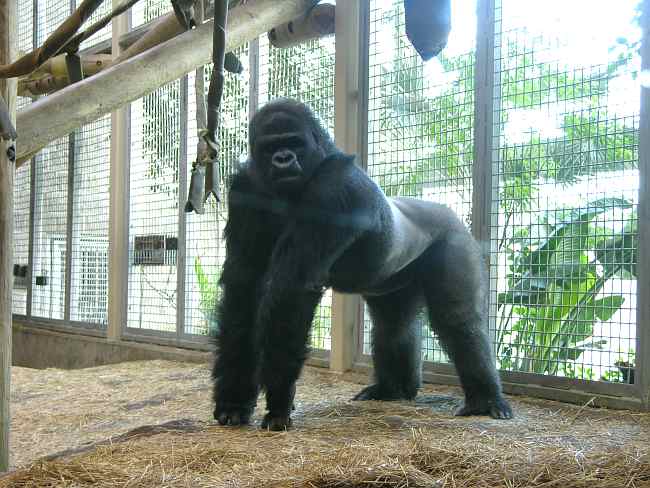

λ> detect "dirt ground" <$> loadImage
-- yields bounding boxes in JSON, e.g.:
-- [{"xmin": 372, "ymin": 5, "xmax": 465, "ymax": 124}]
[{"xmin": 2, "ymin": 360, "xmax": 650, "ymax": 487}]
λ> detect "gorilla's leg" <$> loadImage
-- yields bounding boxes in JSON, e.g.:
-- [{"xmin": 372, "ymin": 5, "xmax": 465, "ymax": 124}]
[
  {"xmin": 353, "ymin": 285, "xmax": 423, "ymax": 401},
  {"xmin": 212, "ymin": 277, "xmax": 262, "ymax": 426},
  {"xmin": 422, "ymin": 235, "xmax": 513, "ymax": 419},
  {"xmin": 260, "ymin": 289, "xmax": 322, "ymax": 430}
]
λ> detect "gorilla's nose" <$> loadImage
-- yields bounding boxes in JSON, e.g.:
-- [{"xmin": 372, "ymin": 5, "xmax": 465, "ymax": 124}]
[{"xmin": 271, "ymin": 149, "xmax": 297, "ymax": 169}]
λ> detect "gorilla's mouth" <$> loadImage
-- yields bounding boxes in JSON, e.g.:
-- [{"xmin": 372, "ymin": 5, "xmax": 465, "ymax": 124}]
[{"xmin": 271, "ymin": 163, "xmax": 303, "ymax": 185}]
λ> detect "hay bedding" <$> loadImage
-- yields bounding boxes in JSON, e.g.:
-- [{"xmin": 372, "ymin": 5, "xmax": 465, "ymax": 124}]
[{"xmin": 2, "ymin": 361, "xmax": 650, "ymax": 487}]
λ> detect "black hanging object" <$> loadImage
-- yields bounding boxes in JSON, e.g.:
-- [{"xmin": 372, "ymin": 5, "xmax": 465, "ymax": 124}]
[
  {"xmin": 185, "ymin": 162, "xmax": 206, "ymax": 214},
  {"xmin": 171, "ymin": 0, "xmax": 195, "ymax": 30},
  {"xmin": 65, "ymin": 53, "xmax": 84, "ymax": 83},
  {"xmin": 404, "ymin": 0, "xmax": 452, "ymax": 61},
  {"xmin": 0, "ymin": 95, "xmax": 16, "ymax": 141},
  {"xmin": 204, "ymin": 160, "xmax": 220, "ymax": 203}
]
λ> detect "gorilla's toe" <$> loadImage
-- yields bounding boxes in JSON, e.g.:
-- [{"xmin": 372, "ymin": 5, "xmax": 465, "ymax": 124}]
[
  {"xmin": 262, "ymin": 413, "xmax": 292, "ymax": 431},
  {"xmin": 352, "ymin": 384, "xmax": 383, "ymax": 401},
  {"xmin": 352, "ymin": 384, "xmax": 415, "ymax": 401},
  {"xmin": 454, "ymin": 395, "xmax": 513, "ymax": 420},
  {"xmin": 214, "ymin": 406, "xmax": 253, "ymax": 426}
]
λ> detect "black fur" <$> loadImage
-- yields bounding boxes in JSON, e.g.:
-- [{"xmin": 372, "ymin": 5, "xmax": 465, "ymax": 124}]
[{"xmin": 212, "ymin": 98, "xmax": 513, "ymax": 430}]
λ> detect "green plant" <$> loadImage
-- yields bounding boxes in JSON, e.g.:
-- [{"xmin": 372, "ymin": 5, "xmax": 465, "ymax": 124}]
[
  {"xmin": 195, "ymin": 257, "xmax": 220, "ymax": 335},
  {"xmin": 497, "ymin": 198, "xmax": 637, "ymax": 375}
]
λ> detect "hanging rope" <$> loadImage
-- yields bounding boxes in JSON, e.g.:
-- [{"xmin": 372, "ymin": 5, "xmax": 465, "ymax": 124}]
[{"xmin": 186, "ymin": 0, "xmax": 229, "ymax": 214}]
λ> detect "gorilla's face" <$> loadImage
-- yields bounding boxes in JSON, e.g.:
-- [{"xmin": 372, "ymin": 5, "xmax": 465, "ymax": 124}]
[{"xmin": 250, "ymin": 109, "xmax": 325, "ymax": 195}]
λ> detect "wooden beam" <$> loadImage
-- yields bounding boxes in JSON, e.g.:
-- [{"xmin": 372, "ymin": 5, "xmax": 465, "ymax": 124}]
[
  {"xmin": 0, "ymin": 0, "xmax": 16, "ymax": 472},
  {"xmin": 15, "ymin": 0, "xmax": 319, "ymax": 166}
]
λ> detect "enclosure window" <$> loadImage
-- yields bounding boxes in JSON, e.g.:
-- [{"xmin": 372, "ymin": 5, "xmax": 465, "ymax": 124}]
[
  {"xmin": 258, "ymin": 32, "xmax": 336, "ymax": 351},
  {"xmin": 490, "ymin": 0, "xmax": 641, "ymax": 383},
  {"xmin": 363, "ymin": 0, "xmax": 477, "ymax": 363},
  {"xmin": 30, "ymin": 137, "xmax": 69, "ymax": 320},
  {"xmin": 12, "ymin": 165, "xmax": 30, "ymax": 317},
  {"xmin": 36, "ymin": 0, "xmax": 71, "ymax": 44},
  {"xmin": 127, "ymin": 80, "xmax": 183, "ymax": 333},
  {"xmin": 76, "ymin": 0, "xmax": 111, "ymax": 49},
  {"xmin": 13, "ymin": 0, "xmax": 34, "ymax": 317},
  {"xmin": 183, "ymin": 46, "xmax": 251, "ymax": 337},
  {"xmin": 131, "ymin": 0, "xmax": 172, "ymax": 28},
  {"xmin": 70, "ymin": 117, "xmax": 111, "ymax": 327}
]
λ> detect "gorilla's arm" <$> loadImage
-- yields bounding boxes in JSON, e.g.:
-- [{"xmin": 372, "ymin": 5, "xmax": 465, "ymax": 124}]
[{"xmin": 257, "ymin": 154, "xmax": 376, "ymax": 321}]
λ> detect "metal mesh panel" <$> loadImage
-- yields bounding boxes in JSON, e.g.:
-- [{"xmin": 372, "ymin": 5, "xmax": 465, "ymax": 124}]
[
  {"xmin": 13, "ymin": 166, "xmax": 31, "ymax": 317},
  {"xmin": 16, "ymin": 0, "xmax": 33, "ymax": 53},
  {"xmin": 363, "ymin": 0, "xmax": 477, "ymax": 363},
  {"xmin": 13, "ymin": 0, "xmax": 35, "ymax": 316},
  {"xmin": 491, "ymin": 0, "xmax": 641, "ymax": 383},
  {"xmin": 70, "ymin": 116, "xmax": 111, "ymax": 327},
  {"xmin": 127, "ymin": 81, "xmax": 182, "ymax": 332},
  {"xmin": 257, "ymin": 33, "xmax": 335, "ymax": 350},
  {"xmin": 77, "ymin": 0, "xmax": 112, "ymax": 49},
  {"xmin": 36, "ymin": 0, "xmax": 71, "ymax": 44},
  {"xmin": 31, "ymin": 138, "xmax": 69, "ymax": 320},
  {"xmin": 184, "ymin": 46, "xmax": 250, "ymax": 337},
  {"xmin": 132, "ymin": 0, "xmax": 171, "ymax": 28}
]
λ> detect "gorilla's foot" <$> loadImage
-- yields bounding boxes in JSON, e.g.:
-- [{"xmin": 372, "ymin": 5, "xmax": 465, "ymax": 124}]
[
  {"xmin": 454, "ymin": 395, "xmax": 513, "ymax": 420},
  {"xmin": 352, "ymin": 384, "xmax": 416, "ymax": 401},
  {"xmin": 261, "ymin": 413, "xmax": 292, "ymax": 431},
  {"xmin": 214, "ymin": 404, "xmax": 254, "ymax": 426}
]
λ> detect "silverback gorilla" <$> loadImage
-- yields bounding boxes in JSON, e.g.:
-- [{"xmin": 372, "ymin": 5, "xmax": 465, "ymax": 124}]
[{"xmin": 212, "ymin": 98, "xmax": 513, "ymax": 430}]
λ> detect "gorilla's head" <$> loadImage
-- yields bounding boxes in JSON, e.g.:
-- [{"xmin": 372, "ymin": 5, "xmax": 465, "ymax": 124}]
[{"xmin": 248, "ymin": 98, "xmax": 337, "ymax": 195}]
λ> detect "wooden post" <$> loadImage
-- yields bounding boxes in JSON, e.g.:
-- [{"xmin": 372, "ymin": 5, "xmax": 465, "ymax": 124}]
[
  {"xmin": 330, "ymin": 0, "xmax": 368, "ymax": 373},
  {"xmin": 0, "ymin": 0, "xmax": 16, "ymax": 471}
]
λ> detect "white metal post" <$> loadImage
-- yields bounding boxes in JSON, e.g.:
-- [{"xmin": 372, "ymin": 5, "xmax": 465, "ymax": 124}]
[
  {"xmin": 330, "ymin": 0, "xmax": 369, "ymax": 373},
  {"xmin": 472, "ymin": 0, "xmax": 499, "ymax": 356},
  {"xmin": 107, "ymin": 2, "xmax": 131, "ymax": 341},
  {"xmin": 636, "ymin": 0, "xmax": 650, "ymax": 410}
]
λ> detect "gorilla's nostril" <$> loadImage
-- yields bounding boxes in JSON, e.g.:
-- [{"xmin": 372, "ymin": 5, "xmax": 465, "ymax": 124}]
[{"xmin": 272, "ymin": 150, "xmax": 297, "ymax": 168}]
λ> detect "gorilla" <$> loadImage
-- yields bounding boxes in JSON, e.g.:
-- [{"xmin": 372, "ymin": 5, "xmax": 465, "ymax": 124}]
[{"xmin": 212, "ymin": 98, "xmax": 513, "ymax": 430}]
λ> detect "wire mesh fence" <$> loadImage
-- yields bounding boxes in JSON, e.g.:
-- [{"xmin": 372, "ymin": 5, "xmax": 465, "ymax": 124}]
[
  {"xmin": 36, "ymin": 0, "xmax": 71, "ymax": 44},
  {"xmin": 491, "ymin": 0, "xmax": 641, "ymax": 383},
  {"xmin": 363, "ymin": 0, "xmax": 477, "ymax": 363},
  {"xmin": 76, "ymin": 0, "xmax": 112, "ymax": 50},
  {"xmin": 13, "ymin": 0, "xmax": 36, "ymax": 316},
  {"xmin": 132, "ymin": 0, "xmax": 171, "ymax": 28},
  {"xmin": 257, "ymin": 32, "xmax": 336, "ymax": 351},
  {"xmin": 12, "ymin": 165, "xmax": 30, "ymax": 317}
]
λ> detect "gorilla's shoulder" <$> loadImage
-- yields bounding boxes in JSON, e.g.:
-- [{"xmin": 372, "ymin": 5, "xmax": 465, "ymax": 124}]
[
  {"xmin": 324, "ymin": 151, "xmax": 356, "ymax": 163},
  {"xmin": 226, "ymin": 162, "xmax": 256, "ymax": 190}
]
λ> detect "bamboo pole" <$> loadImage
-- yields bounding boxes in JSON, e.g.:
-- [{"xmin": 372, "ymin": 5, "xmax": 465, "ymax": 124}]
[
  {"xmin": 15, "ymin": 0, "xmax": 319, "ymax": 166},
  {"xmin": 0, "ymin": 0, "xmax": 16, "ymax": 472}
]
